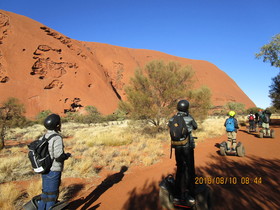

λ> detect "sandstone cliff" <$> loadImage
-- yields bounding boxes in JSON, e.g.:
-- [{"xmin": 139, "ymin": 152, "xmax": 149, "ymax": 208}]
[{"xmin": 0, "ymin": 10, "xmax": 255, "ymax": 118}]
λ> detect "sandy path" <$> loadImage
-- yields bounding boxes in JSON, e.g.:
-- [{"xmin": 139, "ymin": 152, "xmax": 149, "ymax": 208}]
[{"xmin": 67, "ymin": 122, "xmax": 280, "ymax": 210}]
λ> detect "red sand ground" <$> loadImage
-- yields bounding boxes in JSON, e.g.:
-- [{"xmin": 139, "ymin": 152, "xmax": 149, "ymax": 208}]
[
  {"xmin": 62, "ymin": 121, "xmax": 280, "ymax": 210},
  {"xmin": 1, "ymin": 9, "xmax": 278, "ymax": 209}
]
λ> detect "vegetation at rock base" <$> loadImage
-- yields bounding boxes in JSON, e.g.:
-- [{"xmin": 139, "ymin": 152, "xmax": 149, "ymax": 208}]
[
  {"xmin": 119, "ymin": 60, "xmax": 212, "ymax": 130},
  {"xmin": 0, "ymin": 98, "xmax": 32, "ymax": 150}
]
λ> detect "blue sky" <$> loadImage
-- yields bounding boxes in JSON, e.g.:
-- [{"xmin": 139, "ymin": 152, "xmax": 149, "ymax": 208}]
[{"xmin": 1, "ymin": 0, "xmax": 279, "ymax": 108}]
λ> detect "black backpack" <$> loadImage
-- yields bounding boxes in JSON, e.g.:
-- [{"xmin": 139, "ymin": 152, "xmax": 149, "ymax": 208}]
[
  {"xmin": 169, "ymin": 115, "xmax": 188, "ymax": 142},
  {"xmin": 169, "ymin": 115, "xmax": 189, "ymax": 158},
  {"xmin": 28, "ymin": 134, "xmax": 57, "ymax": 174}
]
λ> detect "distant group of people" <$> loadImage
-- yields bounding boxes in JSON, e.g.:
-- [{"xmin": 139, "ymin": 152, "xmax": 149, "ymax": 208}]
[
  {"xmin": 247, "ymin": 109, "xmax": 272, "ymax": 134},
  {"xmin": 34, "ymin": 100, "xmax": 273, "ymax": 209},
  {"xmin": 224, "ymin": 108, "xmax": 272, "ymax": 152}
]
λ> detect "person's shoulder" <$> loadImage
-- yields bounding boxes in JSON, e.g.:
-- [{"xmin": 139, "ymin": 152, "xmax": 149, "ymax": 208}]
[
  {"xmin": 169, "ymin": 114, "xmax": 177, "ymax": 120},
  {"xmin": 46, "ymin": 131, "xmax": 62, "ymax": 140}
]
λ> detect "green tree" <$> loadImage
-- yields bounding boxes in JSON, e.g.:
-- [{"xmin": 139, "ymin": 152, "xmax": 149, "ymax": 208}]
[
  {"xmin": 269, "ymin": 74, "xmax": 280, "ymax": 108},
  {"xmin": 246, "ymin": 107, "xmax": 261, "ymax": 114},
  {"xmin": 119, "ymin": 60, "xmax": 212, "ymax": 129},
  {"xmin": 255, "ymin": 34, "xmax": 280, "ymax": 68},
  {"xmin": 187, "ymin": 86, "xmax": 212, "ymax": 120},
  {"xmin": 0, "ymin": 98, "xmax": 27, "ymax": 149},
  {"xmin": 256, "ymin": 33, "xmax": 280, "ymax": 108}
]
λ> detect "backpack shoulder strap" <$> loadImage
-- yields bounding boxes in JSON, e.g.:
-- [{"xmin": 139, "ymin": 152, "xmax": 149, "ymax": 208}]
[{"xmin": 45, "ymin": 133, "xmax": 59, "ymax": 141}]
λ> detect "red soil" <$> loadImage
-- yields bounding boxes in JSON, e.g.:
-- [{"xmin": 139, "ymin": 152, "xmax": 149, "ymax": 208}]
[{"xmin": 63, "ymin": 121, "xmax": 280, "ymax": 210}]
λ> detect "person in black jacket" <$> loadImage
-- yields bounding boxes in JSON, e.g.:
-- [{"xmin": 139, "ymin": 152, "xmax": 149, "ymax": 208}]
[
  {"xmin": 168, "ymin": 100, "xmax": 197, "ymax": 206},
  {"xmin": 260, "ymin": 109, "xmax": 272, "ymax": 136}
]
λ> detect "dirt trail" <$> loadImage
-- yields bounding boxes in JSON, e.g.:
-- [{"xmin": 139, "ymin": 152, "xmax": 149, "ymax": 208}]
[{"xmin": 67, "ymin": 121, "xmax": 280, "ymax": 210}]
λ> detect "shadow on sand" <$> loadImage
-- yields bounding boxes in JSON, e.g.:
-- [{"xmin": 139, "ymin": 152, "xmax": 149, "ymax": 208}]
[
  {"xmin": 122, "ymin": 156, "xmax": 279, "ymax": 210},
  {"xmin": 68, "ymin": 166, "xmax": 128, "ymax": 210}
]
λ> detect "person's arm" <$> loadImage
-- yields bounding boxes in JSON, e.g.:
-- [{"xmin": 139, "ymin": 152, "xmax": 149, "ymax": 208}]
[
  {"xmin": 192, "ymin": 119, "xmax": 198, "ymax": 130},
  {"xmin": 53, "ymin": 136, "xmax": 70, "ymax": 162},
  {"xmin": 168, "ymin": 115, "xmax": 175, "ymax": 128},
  {"xmin": 234, "ymin": 118, "xmax": 239, "ymax": 129}
]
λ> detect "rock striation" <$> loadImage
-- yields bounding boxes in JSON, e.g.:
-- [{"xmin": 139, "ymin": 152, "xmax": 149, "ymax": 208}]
[{"xmin": 0, "ymin": 10, "xmax": 255, "ymax": 118}]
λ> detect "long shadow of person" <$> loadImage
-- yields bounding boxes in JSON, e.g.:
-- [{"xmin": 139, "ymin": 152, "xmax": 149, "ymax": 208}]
[{"xmin": 68, "ymin": 166, "xmax": 128, "ymax": 210}]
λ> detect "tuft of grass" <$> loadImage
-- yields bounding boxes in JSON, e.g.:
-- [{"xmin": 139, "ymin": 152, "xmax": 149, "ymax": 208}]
[
  {"xmin": 1, "ymin": 116, "xmax": 245, "ymax": 186},
  {"xmin": 0, "ymin": 183, "xmax": 23, "ymax": 210},
  {"xmin": 63, "ymin": 157, "xmax": 98, "ymax": 178},
  {"xmin": 194, "ymin": 117, "xmax": 226, "ymax": 140},
  {"xmin": 72, "ymin": 126, "xmax": 133, "ymax": 147},
  {"xmin": 1, "ymin": 116, "xmax": 255, "ymax": 210},
  {"xmin": 22, "ymin": 179, "xmax": 41, "ymax": 204},
  {"xmin": 0, "ymin": 151, "xmax": 33, "ymax": 183},
  {"xmin": 5, "ymin": 124, "xmax": 45, "ymax": 140}
]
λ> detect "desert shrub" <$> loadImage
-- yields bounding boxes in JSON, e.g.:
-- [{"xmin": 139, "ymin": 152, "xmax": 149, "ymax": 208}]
[
  {"xmin": 0, "ymin": 98, "xmax": 32, "ymax": 128},
  {"xmin": 62, "ymin": 112, "xmax": 80, "ymax": 123},
  {"xmin": 63, "ymin": 106, "xmax": 105, "ymax": 124},
  {"xmin": 81, "ymin": 106, "xmax": 103, "ymax": 123},
  {"xmin": 224, "ymin": 102, "xmax": 246, "ymax": 115},
  {"xmin": 104, "ymin": 109, "xmax": 127, "ymax": 121},
  {"xmin": 187, "ymin": 86, "xmax": 212, "ymax": 121},
  {"xmin": 0, "ymin": 98, "xmax": 33, "ymax": 149},
  {"xmin": 246, "ymin": 107, "xmax": 260, "ymax": 114},
  {"xmin": 119, "ymin": 60, "xmax": 212, "ymax": 130},
  {"xmin": 35, "ymin": 110, "xmax": 52, "ymax": 124}
]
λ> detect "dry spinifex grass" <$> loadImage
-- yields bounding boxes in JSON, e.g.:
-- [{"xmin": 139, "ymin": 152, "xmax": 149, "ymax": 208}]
[{"xmin": 0, "ymin": 116, "xmax": 237, "ymax": 209}]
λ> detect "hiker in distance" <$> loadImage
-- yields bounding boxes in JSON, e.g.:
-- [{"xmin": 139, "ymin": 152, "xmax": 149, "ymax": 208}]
[
  {"xmin": 247, "ymin": 112, "xmax": 256, "ymax": 131},
  {"xmin": 38, "ymin": 114, "xmax": 71, "ymax": 210},
  {"xmin": 224, "ymin": 111, "xmax": 239, "ymax": 152},
  {"xmin": 168, "ymin": 99, "xmax": 197, "ymax": 206},
  {"xmin": 260, "ymin": 109, "xmax": 272, "ymax": 136}
]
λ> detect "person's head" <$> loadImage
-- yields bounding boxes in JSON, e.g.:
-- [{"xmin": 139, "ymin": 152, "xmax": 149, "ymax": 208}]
[
  {"xmin": 177, "ymin": 100, "xmax": 189, "ymax": 113},
  {"xmin": 264, "ymin": 109, "xmax": 270, "ymax": 114},
  {"xmin": 228, "ymin": 110, "xmax": 236, "ymax": 117},
  {"xmin": 44, "ymin": 114, "xmax": 61, "ymax": 132}
]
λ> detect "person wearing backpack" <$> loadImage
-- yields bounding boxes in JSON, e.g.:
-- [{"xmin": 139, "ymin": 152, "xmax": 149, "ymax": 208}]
[
  {"xmin": 254, "ymin": 112, "xmax": 259, "ymax": 128},
  {"xmin": 260, "ymin": 109, "xmax": 272, "ymax": 136},
  {"xmin": 257, "ymin": 109, "xmax": 263, "ymax": 127},
  {"xmin": 247, "ymin": 112, "xmax": 255, "ymax": 131},
  {"xmin": 168, "ymin": 100, "xmax": 197, "ymax": 207},
  {"xmin": 224, "ymin": 111, "xmax": 239, "ymax": 152},
  {"xmin": 38, "ymin": 114, "xmax": 71, "ymax": 210}
]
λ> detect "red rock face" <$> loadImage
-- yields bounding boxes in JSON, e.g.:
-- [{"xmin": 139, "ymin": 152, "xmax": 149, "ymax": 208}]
[{"xmin": 0, "ymin": 10, "xmax": 255, "ymax": 118}]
